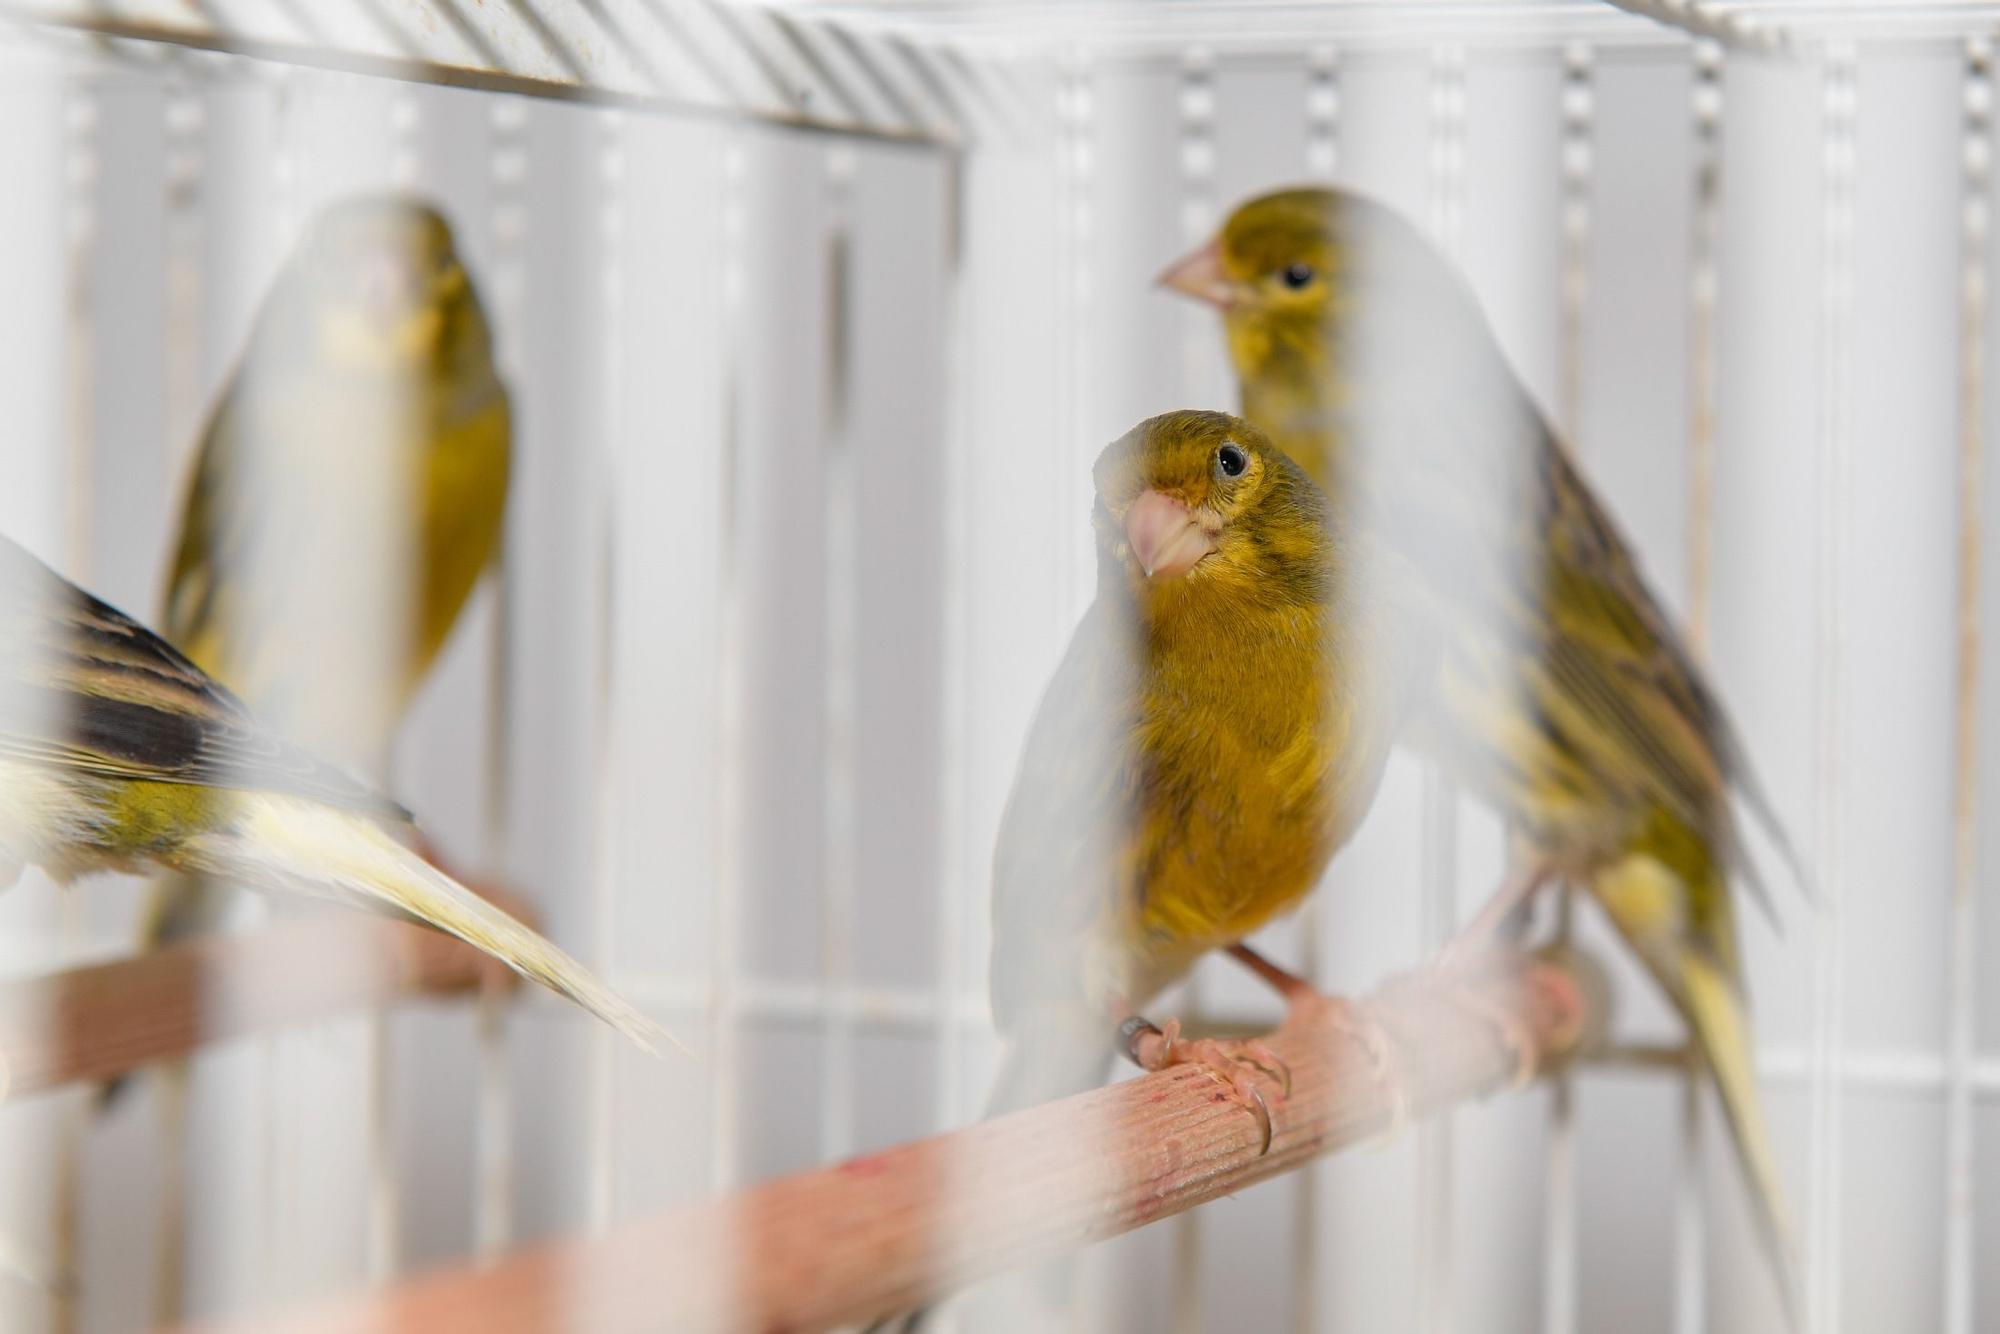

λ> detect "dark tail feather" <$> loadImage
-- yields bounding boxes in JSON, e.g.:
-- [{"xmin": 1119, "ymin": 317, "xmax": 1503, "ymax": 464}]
[{"xmin": 1729, "ymin": 753, "xmax": 1817, "ymax": 921}]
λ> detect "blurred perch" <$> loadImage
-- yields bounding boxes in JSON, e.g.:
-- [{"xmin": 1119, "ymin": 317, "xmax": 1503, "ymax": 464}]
[
  {"xmin": 0, "ymin": 911, "xmax": 521, "ymax": 1099},
  {"xmin": 209, "ymin": 945, "xmax": 1605, "ymax": 1334}
]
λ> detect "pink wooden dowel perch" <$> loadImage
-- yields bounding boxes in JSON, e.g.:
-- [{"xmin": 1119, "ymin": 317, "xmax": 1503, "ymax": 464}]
[
  {"xmin": 0, "ymin": 911, "xmax": 519, "ymax": 1100},
  {"xmin": 204, "ymin": 945, "xmax": 1603, "ymax": 1334}
]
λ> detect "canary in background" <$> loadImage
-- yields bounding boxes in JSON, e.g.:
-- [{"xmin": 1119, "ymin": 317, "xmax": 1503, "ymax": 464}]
[
  {"xmin": 0, "ymin": 534, "xmax": 663, "ymax": 1051},
  {"xmin": 107, "ymin": 196, "xmax": 512, "ymax": 1100},
  {"xmin": 1163, "ymin": 186, "xmax": 1803, "ymax": 1315}
]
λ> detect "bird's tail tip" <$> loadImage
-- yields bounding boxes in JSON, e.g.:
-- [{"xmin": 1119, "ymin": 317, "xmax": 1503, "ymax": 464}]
[
  {"xmin": 1682, "ymin": 960, "xmax": 1800, "ymax": 1324},
  {"xmin": 218, "ymin": 797, "xmax": 690, "ymax": 1059},
  {"xmin": 563, "ymin": 979, "xmax": 689, "ymax": 1060}
]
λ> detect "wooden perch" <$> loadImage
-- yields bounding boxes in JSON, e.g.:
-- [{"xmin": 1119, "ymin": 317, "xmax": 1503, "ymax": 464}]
[
  {"xmin": 0, "ymin": 911, "xmax": 517, "ymax": 1099},
  {"xmin": 217, "ymin": 945, "xmax": 1604, "ymax": 1334}
]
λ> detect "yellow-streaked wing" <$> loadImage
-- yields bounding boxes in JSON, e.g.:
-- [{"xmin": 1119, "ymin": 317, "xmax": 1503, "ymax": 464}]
[
  {"xmin": 1370, "ymin": 376, "xmax": 1763, "ymax": 893},
  {"xmin": 0, "ymin": 535, "xmax": 401, "ymax": 819}
]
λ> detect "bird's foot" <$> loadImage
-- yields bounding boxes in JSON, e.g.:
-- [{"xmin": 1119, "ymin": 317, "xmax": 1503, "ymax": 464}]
[
  {"xmin": 1445, "ymin": 975, "xmax": 1539, "ymax": 1089},
  {"xmin": 1433, "ymin": 864, "xmax": 1554, "ymax": 974},
  {"xmin": 1388, "ymin": 953, "xmax": 1542, "ymax": 1092},
  {"xmin": 1226, "ymin": 943, "xmax": 1409, "ymax": 1141},
  {"xmin": 1120, "ymin": 1015, "xmax": 1287, "ymax": 1154},
  {"xmin": 1418, "ymin": 864, "xmax": 1562, "ymax": 1090}
]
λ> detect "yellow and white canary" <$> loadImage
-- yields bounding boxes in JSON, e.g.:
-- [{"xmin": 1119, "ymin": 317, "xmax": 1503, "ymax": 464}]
[
  {"xmin": 140, "ymin": 194, "xmax": 512, "ymax": 975},
  {"xmin": 878, "ymin": 411, "xmax": 1420, "ymax": 1334},
  {"xmin": 985, "ymin": 409, "xmax": 1418, "ymax": 1119},
  {"xmin": 0, "ymin": 534, "xmax": 661, "ymax": 1051},
  {"xmin": 1164, "ymin": 185, "xmax": 1803, "ymax": 1306}
]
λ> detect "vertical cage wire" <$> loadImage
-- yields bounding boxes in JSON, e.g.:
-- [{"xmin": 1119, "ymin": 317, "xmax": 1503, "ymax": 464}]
[
  {"xmin": 1685, "ymin": 40, "xmax": 1724, "ymax": 656},
  {"xmin": 1542, "ymin": 39, "xmax": 1593, "ymax": 1334},
  {"xmin": 162, "ymin": 60, "xmax": 206, "ymax": 451},
  {"xmin": 148, "ymin": 54, "xmax": 206, "ymax": 1329},
  {"xmin": 249, "ymin": 60, "xmax": 302, "ymax": 1321},
  {"xmin": 1305, "ymin": 46, "xmax": 1339, "ymax": 185},
  {"xmin": 932, "ymin": 146, "xmax": 972, "ymax": 1135},
  {"xmin": 1297, "ymin": 44, "xmax": 1339, "ymax": 1334},
  {"xmin": 476, "ymin": 89, "xmax": 533, "ymax": 1261},
  {"xmin": 359, "ymin": 81, "xmax": 429, "ymax": 1288},
  {"xmin": 1943, "ymin": 35, "xmax": 1990, "ymax": 1334},
  {"xmin": 1416, "ymin": 40, "xmax": 1467, "ymax": 1334},
  {"xmin": 706, "ymin": 127, "xmax": 750, "ymax": 1197},
  {"xmin": 53, "ymin": 62, "xmax": 98, "ymax": 1334},
  {"xmin": 1056, "ymin": 48, "xmax": 1096, "ymax": 633},
  {"xmin": 1176, "ymin": 46, "xmax": 1217, "ymax": 409},
  {"xmin": 61, "ymin": 71, "xmax": 95, "ymax": 570},
  {"xmin": 1672, "ymin": 35, "xmax": 1725, "ymax": 1334},
  {"xmin": 388, "ymin": 87, "xmax": 421, "ymax": 192},
  {"xmin": 1170, "ymin": 44, "xmax": 1216, "ymax": 1334},
  {"xmin": 1054, "ymin": 47, "xmax": 1100, "ymax": 1334},
  {"xmin": 587, "ymin": 104, "xmax": 630, "ymax": 1233},
  {"xmin": 1557, "ymin": 43, "xmax": 1594, "ymax": 446},
  {"xmin": 1806, "ymin": 40, "xmax": 1858, "ymax": 1334},
  {"xmin": 818, "ymin": 139, "xmax": 860, "ymax": 1167}
]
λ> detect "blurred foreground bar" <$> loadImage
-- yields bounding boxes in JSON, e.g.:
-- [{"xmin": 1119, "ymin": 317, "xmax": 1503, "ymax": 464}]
[
  {"xmin": 219, "ymin": 945, "xmax": 1602, "ymax": 1334},
  {"xmin": 0, "ymin": 912, "xmax": 511, "ymax": 1098}
]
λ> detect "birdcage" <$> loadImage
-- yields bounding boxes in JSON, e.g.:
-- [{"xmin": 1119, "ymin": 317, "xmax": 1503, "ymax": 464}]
[{"xmin": 0, "ymin": 1, "xmax": 1987, "ymax": 1331}]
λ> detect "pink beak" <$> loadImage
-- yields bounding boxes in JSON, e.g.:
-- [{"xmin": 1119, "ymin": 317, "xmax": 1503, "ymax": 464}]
[
  {"xmin": 1156, "ymin": 238, "xmax": 1236, "ymax": 309},
  {"xmin": 1124, "ymin": 490, "xmax": 1214, "ymax": 579}
]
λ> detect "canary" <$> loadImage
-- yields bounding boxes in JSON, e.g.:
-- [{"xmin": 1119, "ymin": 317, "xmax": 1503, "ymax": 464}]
[
  {"xmin": 985, "ymin": 409, "xmax": 1417, "ymax": 1120},
  {"xmin": 870, "ymin": 412, "xmax": 1417, "ymax": 1334},
  {"xmin": 135, "ymin": 194, "xmax": 511, "ymax": 998},
  {"xmin": 1163, "ymin": 186, "xmax": 1802, "ymax": 1309},
  {"xmin": 0, "ymin": 534, "xmax": 664, "ymax": 1052}
]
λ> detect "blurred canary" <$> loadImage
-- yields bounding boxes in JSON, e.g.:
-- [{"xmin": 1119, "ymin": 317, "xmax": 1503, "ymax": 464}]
[
  {"xmin": 0, "ymin": 534, "xmax": 663, "ymax": 1051},
  {"xmin": 986, "ymin": 409, "xmax": 1417, "ymax": 1122},
  {"xmin": 136, "ymin": 194, "xmax": 512, "ymax": 1001},
  {"xmin": 1164, "ymin": 185, "xmax": 1801, "ymax": 1307}
]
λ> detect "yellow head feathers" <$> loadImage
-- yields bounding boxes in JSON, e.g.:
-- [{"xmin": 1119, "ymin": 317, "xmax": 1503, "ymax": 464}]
[
  {"xmin": 1090, "ymin": 410, "xmax": 1327, "ymax": 613},
  {"xmin": 268, "ymin": 194, "xmax": 486, "ymax": 373}
]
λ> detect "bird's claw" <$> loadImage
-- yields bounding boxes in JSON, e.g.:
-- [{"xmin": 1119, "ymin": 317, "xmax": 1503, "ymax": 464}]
[
  {"xmin": 1246, "ymin": 1083, "xmax": 1274, "ymax": 1155},
  {"xmin": 1258, "ymin": 1058, "xmax": 1293, "ymax": 1100},
  {"xmin": 1123, "ymin": 1016, "xmax": 1288, "ymax": 1156}
]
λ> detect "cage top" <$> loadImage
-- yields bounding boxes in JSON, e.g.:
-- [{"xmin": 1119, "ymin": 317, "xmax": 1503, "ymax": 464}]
[
  {"xmin": 9, "ymin": 0, "xmax": 2000, "ymax": 153},
  {"xmin": 778, "ymin": 1, "xmax": 1759, "ymax": 54},
  {"xmin": 2, "ymin": 0, "xmax": 1035, "ymax": 148},
  {"xmin": 775, "ymin": 0, "xmax": 2000, "ymax": 54}
]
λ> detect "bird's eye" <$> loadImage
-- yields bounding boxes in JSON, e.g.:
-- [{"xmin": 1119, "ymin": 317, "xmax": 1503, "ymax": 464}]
[
  {"xmin": 1280, "ymin": 262, "xmax": 1316, "ymax": 290},
  {"xmin": 1216, "ymin": 443, "xmax": 1248, "ymax": 478}
]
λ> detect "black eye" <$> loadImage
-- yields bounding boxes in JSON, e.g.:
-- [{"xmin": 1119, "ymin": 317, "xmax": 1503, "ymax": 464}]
[
  {"xmin": 1280, "ymin": 262, "xmax": 1316, "ymax": 290},
  {"xmin": 1216, "ymin": 443, "xmax": 1248, "ymax": 478}
]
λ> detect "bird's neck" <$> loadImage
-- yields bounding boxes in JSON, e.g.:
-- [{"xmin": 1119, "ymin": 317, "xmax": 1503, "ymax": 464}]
[{"xmin": 1139, "ymin": 552, "xmax": 1325, "ymax": 657}]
